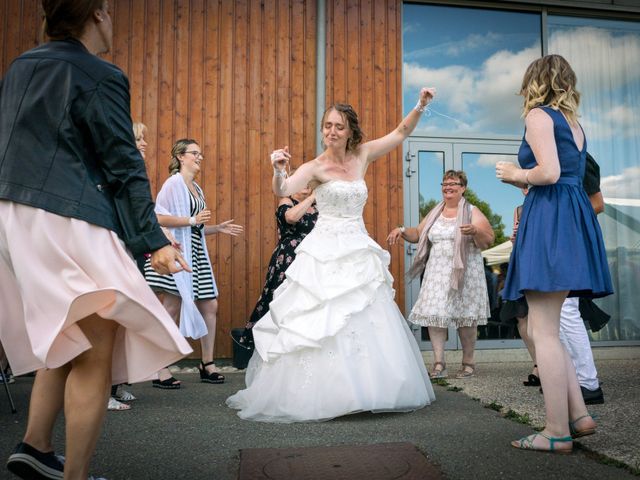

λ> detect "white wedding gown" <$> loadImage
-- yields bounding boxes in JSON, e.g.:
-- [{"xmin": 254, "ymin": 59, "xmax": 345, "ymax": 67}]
[{"xmin": 226, "ymin": 179, "xmax": 435, "ymax": 422}]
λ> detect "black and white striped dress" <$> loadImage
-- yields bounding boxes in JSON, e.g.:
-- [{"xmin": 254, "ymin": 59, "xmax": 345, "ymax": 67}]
[{"xmin": 144, "ymin": 187, "xmax": 218, "ymax": 300}]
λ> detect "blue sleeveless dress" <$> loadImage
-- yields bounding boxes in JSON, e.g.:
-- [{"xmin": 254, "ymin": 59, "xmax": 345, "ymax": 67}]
[{"xmin": 503, "ymin": 106, "xmax": 613, "ymax": 301}]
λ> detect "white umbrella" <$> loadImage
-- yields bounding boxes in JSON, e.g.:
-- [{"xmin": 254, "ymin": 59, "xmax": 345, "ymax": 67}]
[{"xmin": 482, "ymin": 240, "xmax": 513, "ymax": 266}]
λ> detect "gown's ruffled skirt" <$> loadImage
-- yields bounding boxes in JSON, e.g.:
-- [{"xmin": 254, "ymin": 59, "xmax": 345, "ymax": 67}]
[{"xmin": 226, "ymin": 215, "xmax": 435, "ymax": 423}]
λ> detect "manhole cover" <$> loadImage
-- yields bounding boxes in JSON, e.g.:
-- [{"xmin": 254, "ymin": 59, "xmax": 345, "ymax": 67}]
[{"xmin": 239, "ymin": 442, "xmax": 443, "ymax": 479}]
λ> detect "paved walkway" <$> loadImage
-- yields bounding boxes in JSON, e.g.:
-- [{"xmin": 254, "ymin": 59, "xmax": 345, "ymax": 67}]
[{"xmin": 1, "ymin": 356, "xmax": 638, "ymax": 479}]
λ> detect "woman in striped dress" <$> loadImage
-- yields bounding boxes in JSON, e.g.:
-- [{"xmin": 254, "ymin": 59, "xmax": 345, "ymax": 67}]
[{"xmin": 145, "ymin": 139, "xmax": 243, "ymax": 387}]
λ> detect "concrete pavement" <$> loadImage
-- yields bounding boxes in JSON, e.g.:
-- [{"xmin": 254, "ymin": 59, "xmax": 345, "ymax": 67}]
[{"xmin": 1, "ymin": 353, "xmax": 638, "ymax": 479}]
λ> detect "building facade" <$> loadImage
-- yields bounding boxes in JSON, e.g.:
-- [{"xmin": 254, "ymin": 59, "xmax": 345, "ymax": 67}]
[{"xmin": 1, "ymin": 0, "xmax": 638, "ymax": 356}]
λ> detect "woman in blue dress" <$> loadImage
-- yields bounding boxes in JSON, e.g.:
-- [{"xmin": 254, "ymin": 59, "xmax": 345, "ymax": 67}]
[{"xmin": 496, "ymin": 55, "xmax": 612, "ymax": 454}]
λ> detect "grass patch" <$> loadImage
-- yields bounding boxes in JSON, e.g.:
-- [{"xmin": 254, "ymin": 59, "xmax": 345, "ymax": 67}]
[
  {"xmin": 486, "ymin": 400, "xmax": 503, "ymax": 412},
  {"xmin": 503, "ymin": 409, "xmax": 533, "ymax": 426},
  {"xmin": 431, "ymin": 378, "xmax": 449, "ymax": 387}
]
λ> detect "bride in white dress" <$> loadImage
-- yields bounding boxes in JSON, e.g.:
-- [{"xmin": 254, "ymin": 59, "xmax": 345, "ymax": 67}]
[{"xmin": 226, "ymin": 88, "xmax": 437, "ymax": 422}]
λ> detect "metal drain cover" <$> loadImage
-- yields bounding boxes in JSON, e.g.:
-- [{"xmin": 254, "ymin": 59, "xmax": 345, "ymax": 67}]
[{"xmin": 239, "ymin": 442, "xmax": 443, "ymax": 479}]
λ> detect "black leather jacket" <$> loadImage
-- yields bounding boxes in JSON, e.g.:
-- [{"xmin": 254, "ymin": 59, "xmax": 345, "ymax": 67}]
[{"xmin": 0, "ymin": 38, "xmax": 168, "ymax": 256}]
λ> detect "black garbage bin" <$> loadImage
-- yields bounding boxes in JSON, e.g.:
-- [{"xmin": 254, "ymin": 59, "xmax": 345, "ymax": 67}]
[{"xmin": 231, "ymin": 328, "xmax": 253, "ymax": 369}]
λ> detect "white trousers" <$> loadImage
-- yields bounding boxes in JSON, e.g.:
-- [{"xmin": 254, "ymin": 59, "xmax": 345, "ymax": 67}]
[{"xmin": 559, "ymin": 297, "xmax": 599, "ymax": 391}]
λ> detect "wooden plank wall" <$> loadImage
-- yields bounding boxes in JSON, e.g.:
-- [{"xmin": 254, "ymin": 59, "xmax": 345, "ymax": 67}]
[{"xmin": 0, "ymin": 0, "xmax": 406, "ymax": 358}]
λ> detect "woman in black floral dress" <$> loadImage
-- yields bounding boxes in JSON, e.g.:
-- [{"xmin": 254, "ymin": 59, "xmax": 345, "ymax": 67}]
[{"xmin": 242, "ymin": 187, "xmax": 318, "ymax": 347}]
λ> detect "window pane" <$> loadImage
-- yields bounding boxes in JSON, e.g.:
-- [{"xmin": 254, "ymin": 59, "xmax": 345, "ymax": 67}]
[
  {"xmin": 418, "ymin": 151, "xmax": 445, "ymax": 221},
  {"xmin": 461, "ymin": 152, "xmax": 522, "ymax": 243},
  {"xmin": 549, "ymin": 16, "xmax": 640, "ymax": 341},
  {"xmin": 403, "ymin": 4, "xmax": 541, "ymax": 136},
  {"xmin": 462, "ymin": 152, "xmax": 523, "ymax": 341}
]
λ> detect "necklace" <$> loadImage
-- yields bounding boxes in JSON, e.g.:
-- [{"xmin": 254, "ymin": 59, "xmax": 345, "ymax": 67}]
[{"xmin": 442, "ymin": 205, "xmax": 458, "ymax": 218}]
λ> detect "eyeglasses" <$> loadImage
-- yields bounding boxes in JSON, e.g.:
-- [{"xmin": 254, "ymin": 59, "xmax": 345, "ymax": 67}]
[
  {"xmin": 441, "ymin": 182, "xmax": 462, "ymax": 187},
  {"xmin": 185, "ymin": 150, "xmax": 204, "ymax": 160}
]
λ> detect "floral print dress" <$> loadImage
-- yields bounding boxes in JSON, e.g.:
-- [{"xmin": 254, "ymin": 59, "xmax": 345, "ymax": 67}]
[
  {"xmin": 244, "ymin": 198, "xmax": 318, "ymax": 333},
  {"xmin": 408, "ymin": 214, "xmax": 490, "ymax": 328}
]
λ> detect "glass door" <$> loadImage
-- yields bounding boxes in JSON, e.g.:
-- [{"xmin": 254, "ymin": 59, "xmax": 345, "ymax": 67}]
[
  {"xmin": 403, "ymin": 140, "xmax": 456, "ymax": 350},
  {"xmin": 405, "ymin": 137, "xmax": 524, "ymax": 350},
  {"xmin": 455, "ymin": 141, "xmax": 525, "ymax": 348}
]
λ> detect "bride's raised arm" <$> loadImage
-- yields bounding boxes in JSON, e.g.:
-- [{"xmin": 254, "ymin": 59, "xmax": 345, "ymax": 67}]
[
  {"xmin": 360, "ymin": 87, "xmax": 435, "ymax": 164},
  {"xmin": 270, "ymin": 146, "xmax": 318, "ymax": 196}
]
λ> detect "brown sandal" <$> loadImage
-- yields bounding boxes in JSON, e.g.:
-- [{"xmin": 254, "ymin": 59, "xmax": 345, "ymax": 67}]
[
  {"xmin": 569, "ymin": 414, "xmax": 597, "ymax": 438},
  {"xmin": 455, "ymin": 362, "xmax": 475, "ymax": 379},
  {"xmin": 429, "ymin": 362, "xmax": 448, "ymax": 379}
]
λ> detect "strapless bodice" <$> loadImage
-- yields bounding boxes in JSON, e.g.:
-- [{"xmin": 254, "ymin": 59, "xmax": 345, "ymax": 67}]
[
  {"xmin": 312, "ymin": 179, "xmax": 368, "ymax": 237},
  {"xmin": 315, "ymin": 179, "xmax": 368, "ymax": 218}
]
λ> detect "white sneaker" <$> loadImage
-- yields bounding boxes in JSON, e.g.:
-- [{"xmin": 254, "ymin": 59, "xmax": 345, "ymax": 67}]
[{"xmin": 107, "ymin": 397, "xmax": 131, "ymax": 411}]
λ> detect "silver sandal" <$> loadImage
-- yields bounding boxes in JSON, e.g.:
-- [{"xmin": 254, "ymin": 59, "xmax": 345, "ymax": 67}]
[
  {"xmin": 429, "ymin": 361, "xmax": 448, "ymax": 379},
  {"xmin": 455, "ymin": 362, "xmax": 475, "ymax": 379}
]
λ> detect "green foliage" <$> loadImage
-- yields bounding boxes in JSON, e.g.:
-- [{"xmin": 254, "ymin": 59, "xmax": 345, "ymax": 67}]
[
  {"xmin": 418, "ymin": 193, "xmax": 439, "ymax": 220},
  {"xmin": 504, "ymin": 409, "xmax": 533, "ymax": 425},
  {"xmin": 465, "ymin": 189, "xmax": 507, "ymax": 246},
  {"xmin": 430, "ymin": 378, "xmax": 449, "ymax": 387},
  {"xmin": 418, "ymin": 189, "xmax": 507, "ymax": 248}
]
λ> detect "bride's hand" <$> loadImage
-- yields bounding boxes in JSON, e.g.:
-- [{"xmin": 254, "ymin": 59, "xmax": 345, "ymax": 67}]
[
  {"xmin": 270, "ymin": 146, "xmax": 290, "ymax": 172},
  {"xmin": 418, "ymin": 87, "xmax": 436, "ymax": 108}
]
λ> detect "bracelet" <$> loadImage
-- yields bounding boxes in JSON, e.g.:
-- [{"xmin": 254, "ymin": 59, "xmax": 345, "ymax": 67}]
[
  {"xmin": 398, "ymin": 225, "xmax": 406, "ymax": 234},
  {"xmin": 525, "ymin": 169, "xmax": 531, "ymax": 185},
  {"xmin": 189, "ymin": 216, "xmax": 196, "ymax": 226},
  {"xmin": 273, "ymin": 169, "xmax": 287, "ymax": 178},
  {"xmin": 414, "ymin": 101, "xmax": 427, "ymax": 113}
]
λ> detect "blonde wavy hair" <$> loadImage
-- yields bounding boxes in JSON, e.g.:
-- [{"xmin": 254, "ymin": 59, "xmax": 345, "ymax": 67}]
[
  {"xmin": 520, "ymin": 54, "xmax": 580, "ymax": 124},
  {"xmin": 132, "ymin": 122, "xmax": 147, "ymax": 141}
]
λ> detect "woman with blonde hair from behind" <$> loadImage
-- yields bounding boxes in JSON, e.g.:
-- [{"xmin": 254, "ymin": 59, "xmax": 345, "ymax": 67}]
[{"xmin": 496, "ymin": 54, "xmax": 612, "ymax": 454}]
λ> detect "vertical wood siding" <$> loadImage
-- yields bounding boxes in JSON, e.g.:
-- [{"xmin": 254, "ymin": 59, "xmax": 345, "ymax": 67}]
[{"xmin": 1, "ymin": 0, "xmax": 406, "ymax": 358}]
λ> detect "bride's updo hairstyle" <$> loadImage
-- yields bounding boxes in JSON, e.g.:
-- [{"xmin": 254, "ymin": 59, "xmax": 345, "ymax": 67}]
[
  {"xmin": 321, "ymin": 104, "xmax": 365, "ymax": 152},
  {"xmin": 520, "ymin": 54, "xmax": 580, "ymax": 125}
]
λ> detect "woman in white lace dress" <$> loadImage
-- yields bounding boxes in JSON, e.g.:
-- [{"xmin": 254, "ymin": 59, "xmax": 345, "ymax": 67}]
[
  {"xmin": 227, "ymin": 88, "xmax": 437, "ymax": 422},
  {"xmin": 388, "ymin": 171, "xmax": 494, "ymax": 379}
]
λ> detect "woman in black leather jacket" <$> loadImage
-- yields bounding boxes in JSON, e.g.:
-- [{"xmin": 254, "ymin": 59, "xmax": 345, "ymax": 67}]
[{"xmin": 0, "ymin": 2, "xmax": 192, "ymax": 478}]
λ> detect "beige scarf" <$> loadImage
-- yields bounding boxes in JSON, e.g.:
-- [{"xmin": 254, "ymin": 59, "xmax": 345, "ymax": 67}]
[{"xmin": 407, "ymin": 197, "xmax": 473, "ymax": 292}]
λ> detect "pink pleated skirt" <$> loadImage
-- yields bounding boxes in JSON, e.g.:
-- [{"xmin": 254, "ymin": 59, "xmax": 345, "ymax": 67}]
[{"xmin": 0, "ymin": 201, "xmax": 192, "ymax": 384}]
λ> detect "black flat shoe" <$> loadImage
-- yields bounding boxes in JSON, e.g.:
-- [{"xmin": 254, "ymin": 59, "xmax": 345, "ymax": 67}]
[
  {"xmin": 523, "ymin": 364, "xmax": 540, "ymax": 386},
  {"xmin": 7, "ymin": 442, "xmax": 64, "ymax": 480},
  {"xmin": 523, "ymin": 373, "xmax": 541, "ymax": 386},
  {"xmin": 152, "ymin": 377, "xmax": 181, "ymax": 389},
  {"xmin": 581, "ymin": 386, "xmax": 604, "ymax": 405},
  {"xmin": 199, "ymin": 361, "xmax": 225, "ymax": 384}
]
